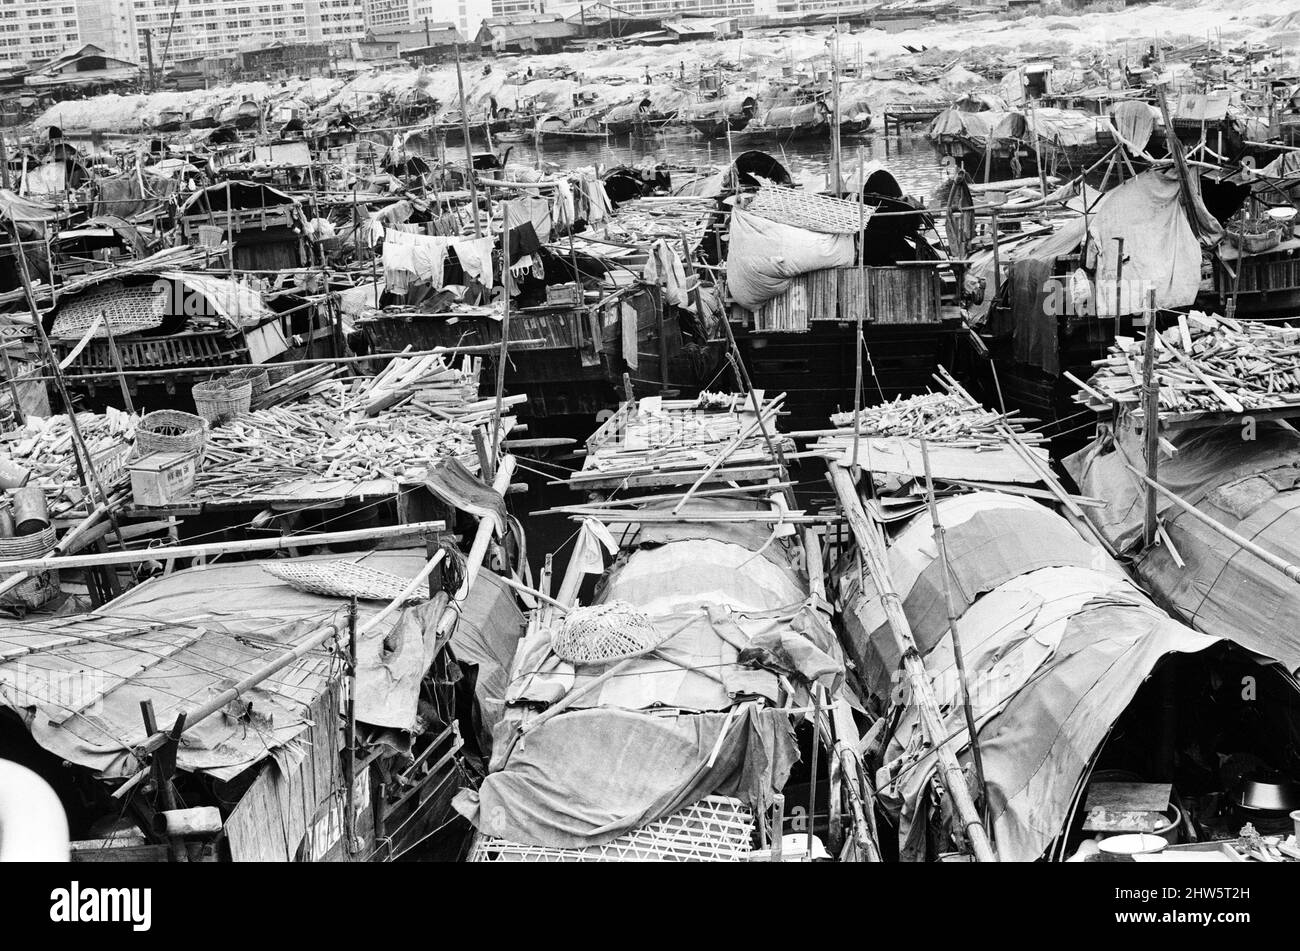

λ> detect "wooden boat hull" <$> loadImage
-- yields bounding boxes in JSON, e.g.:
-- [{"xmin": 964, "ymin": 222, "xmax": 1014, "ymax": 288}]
[
  {"xmin": 356, "ymin": 306, "xmax": 725, "ymax": 418},
  {"xmin": 690, "ymin": 115, "xmax": 751, "ymax": 138},
  {"xmin": 731, "ymin": 321, "xmax": 965, "ymax": 433}
]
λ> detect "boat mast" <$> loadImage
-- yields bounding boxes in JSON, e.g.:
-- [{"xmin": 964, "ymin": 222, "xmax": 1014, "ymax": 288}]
[
  {"xmin": 455, "ymin": 41, "xmax": 482, "ymax": 238},
  {"xmin": 829, "ymin": 29, "xmax": 843, "ymax": 192}
]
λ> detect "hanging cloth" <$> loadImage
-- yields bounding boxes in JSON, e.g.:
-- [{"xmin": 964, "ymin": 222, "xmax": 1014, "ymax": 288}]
[
  {"xmin": 644, "ymin": 239, "xmax": 688, "ymax": 308},
  {"xmin": 451, "ymin": 235, "xmax": 494, "ymax": 286}
]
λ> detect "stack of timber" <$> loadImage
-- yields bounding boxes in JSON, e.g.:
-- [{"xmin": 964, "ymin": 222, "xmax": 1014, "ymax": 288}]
[
  {"xmin": 352, "ymin": 351, "xmax": 480, "ymax": 418},
  {"xmin": 822, "ymin": 392, "xmax": 1042, "ymax": 446},
  {"xmin": 1077, "ymin": 311, "xmax": 1300, "ymax": 423},
  {"xmin": 570, "ymin": 390, "xmax": 793, "ymax": 493},
  {"xmin": 187, "ymin": 399, "xmax": 501, "ymax": 504},
  {"xmin": 0, "ymin": 409, "xmax": 135, "ymax": 517},
  {"xmin": 809, "ymin": 377, "xmax": 1065, "ymax": 501}
]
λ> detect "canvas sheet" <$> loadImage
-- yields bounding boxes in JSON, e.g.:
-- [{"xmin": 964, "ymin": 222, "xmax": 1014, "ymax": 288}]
[
  {"xmin": 840, "ymin": 495, "xmax": 1110, "ymax": 698},
  {"xmin": 1084, "ymin": 169, "xmax": 1219, "ymax": 316},
  {"xmin": 1067, "ymin": 423, "xmax": 1300, "ymax": 675},
  {"xmin": 726, "ymin": 207, "xmax": 856, "ymax": 311},
  {"xmin": 839, "ymin": 492, "xmax": 1215, "ymax": 859},
  {"xmin": 834, "ymin": 436, "xmax": 1048, "ymax": 485},
  {"xmin": 0, "ymin": 550, "xmax": 449, "ymax": 781},
  {"xmin": 454, "ymin": 704, "xmax": 797, "ymax": 849}
]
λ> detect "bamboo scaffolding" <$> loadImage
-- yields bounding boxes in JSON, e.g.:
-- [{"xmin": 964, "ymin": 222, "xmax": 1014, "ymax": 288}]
[{"xmin": 827, "ymin": 461, "xmax": 996, "ymax": 862}]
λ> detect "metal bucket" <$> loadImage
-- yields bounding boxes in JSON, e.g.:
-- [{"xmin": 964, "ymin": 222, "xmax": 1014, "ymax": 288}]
[
  {"xmin": 0, "ymin": 455, "xmax": 30, "ymax": 491},
  {"xmin": 9, "ymin": 486, "xmax": 49, "ymax": 536}
]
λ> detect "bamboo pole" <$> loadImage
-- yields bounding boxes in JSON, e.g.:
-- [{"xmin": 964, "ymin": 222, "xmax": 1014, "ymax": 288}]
[
  {"xmin": 114, "ymin": 548, "xmax": 447, "ymax": 799},
  {"xmin": 1125, "ymin": 462, "xmax": 1300, "ymax": 583},
  {"xmin": 454, "ymin": 42, "xmax": 482, "ymax": 240},
  {"xmin": 434, "ymin": 454, "xmax": 516, "ymax": 637},
  {"xmin": 803, "ymin": 525, "xmax": 881, "ymax": 862},
  {"xmin": 827, "ymin": 462, "xmax": 996, "ymax": 861},
  {"xmin": 1141, "ymin": 289, "xmax": 1160, "ymax": 548},
  {"xmin": 853, "ymin": 145, "xmax": 866, "ymax": 478},
  {"xmin": 98, "ymin": 309, "xmax": 134, "ymax": 415},
  {"xmin": 918, "ymin": 436, "xmax": 989, "ymax": 830},
  {"xmin": 0, "ymin": 518, "xmax": 447, "ymax": 574},
  {"xmin": 490, "ymin": 200, "xmax": 510, "ymax": 476}
]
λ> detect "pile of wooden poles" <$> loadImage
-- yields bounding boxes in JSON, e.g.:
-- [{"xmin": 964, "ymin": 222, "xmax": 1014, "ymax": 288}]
[
  {"xmin": 822, "ymin": 392, "xmax": 1041, "ymax": 445},
  {"xmin": 192, "ymin": 400, "xmax": 483, "ymax": 499},
  {"xmin": 1077, "ymin": 311, "xmax": 1300, "ymax": 417},
  {"xmin": 0, "ymin": 409, "xmax": 135, "ymax": 516}
]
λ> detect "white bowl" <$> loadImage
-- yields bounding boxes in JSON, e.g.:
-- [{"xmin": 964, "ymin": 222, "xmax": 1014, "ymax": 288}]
[{"xmin": 1098, "ymin": 833, "xmax": 1167, "ymax": 856}]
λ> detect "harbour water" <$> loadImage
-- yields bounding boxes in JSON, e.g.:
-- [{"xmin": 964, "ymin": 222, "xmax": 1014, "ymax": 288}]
[{"xmin": 465, "ymin": 127, "xmax": 949, "ymax": 197}]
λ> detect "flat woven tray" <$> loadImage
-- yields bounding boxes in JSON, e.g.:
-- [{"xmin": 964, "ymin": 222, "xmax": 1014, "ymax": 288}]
[
  {"xmin": 261, "ymin": 560, "xmax": 427, "ymax": 603},
  {"xmin": 746, "ymin": 185, "xmax": 871, "ymax": 235},
  {"xmin": 50, "ymin": 280, "xmax": 168, "ymax": 339}
]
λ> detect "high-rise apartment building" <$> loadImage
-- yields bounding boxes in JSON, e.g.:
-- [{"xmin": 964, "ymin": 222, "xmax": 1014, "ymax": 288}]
[
  {"xmin": 363, "ymin": 0, "xmax": 489, "ymax": 41},
  {"xmin": 75, "ymin": 0, "xmax": 137, "ymax": 60},
  {"xmin": 0, "ymin": 0, "xmax": 83, "ymax": 68},
  {"xmin": 126, "ymin": 0, "xmax": 366, "ymax": 66}
]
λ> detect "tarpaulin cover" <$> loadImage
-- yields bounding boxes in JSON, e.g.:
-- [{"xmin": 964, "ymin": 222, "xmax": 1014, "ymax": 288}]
[
  {"xmin": 1109, "ymin": 100, "xmax": 1159, "ymax": 155},
  {"xmin": 0, "ymin": 188, "xmax": 62, "ymax": 223},
  {"xmin": 455, "ymin": 704, "xmax": 796, "ymax": 849},
  {"xmin": 1067, "ymin": 422, "xmax": 1300, "ymax": 675},
  {"xmin": 0, "ymin": 550, "xmax": 453, "ymax": 781},
  {"xmin": 423, "ymin": 457, "xmax": 508, "ymax": 537},
  {"xmin": 839, "ymin": 492, "xmax": 1215, "ymax": 860},
  {"xmin": 1027, "ymin": 107, "xmax": 1114, "ymax": 148},
  {"xmin": 91, "ymin": 172, "xmax": 181, "ymax": 219},
  {"xmin": 762, "ymin": 103, "xmax": 826, "ymax": 129},
  {"xmin": 470, "ymin": 503, "xmax": 841, "ymax": 848},
  {"xmin": 832, "ymin": 435, "xmax": 1048, "ymax": 485},
  {"xmin": 927, "ymin": 108, "xmax": 1025, "ymax": 146},
  {"xmin": 158, "ymin": 270, "xmax": 275, "ymax": 328},
  {"xmin": 966, "ymin": 214, "xmax": 1086, "ymax": 325},
  {"xmin": 1007, "ymin": 256, "xmax": 1059, "ymax": 374},
  {"xmin": 1084, "ymin": 169, "xmax": 1208, "ymax": 316},
  {"xmin": 727, "ymin": 207, "xmax": 855, "ymax": 310},
  {"xmin": 445, "ymin": 571, "xmax": 525, "ymax": 749}
]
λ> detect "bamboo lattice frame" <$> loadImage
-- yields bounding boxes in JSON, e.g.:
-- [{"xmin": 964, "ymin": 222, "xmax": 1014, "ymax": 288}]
[
  {"xmin": 747, "ymin": 185, "xmax": 871, "ymax": 235},
  {"xmin": 49, "ymin": 281, "xmax": 168, "ymax": 339},
  {"xmin": 469, "ymin": 796, "xmax": 754, "ymax": 862}
]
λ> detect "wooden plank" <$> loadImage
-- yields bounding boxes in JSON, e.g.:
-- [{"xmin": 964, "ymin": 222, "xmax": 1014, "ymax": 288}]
[{"xmin": 1085, "ymin": 781, "xmax": 1171, "ymax": 813}]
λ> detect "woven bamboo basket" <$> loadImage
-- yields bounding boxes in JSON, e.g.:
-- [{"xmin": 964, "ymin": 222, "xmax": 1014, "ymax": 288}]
[
  {"xmin": 549, "ymin": 600, "xmax": 666, "ymax": 664},
  {"xmin": 261, "ymin": 560, "xmax": 427, "ymax": 602},
  {"xmin": 746, "ymin": 185, "xmax": 870, "ymax": 235},
  {"xmin": 0, "ymin": 525, "xmax": 58, "ymax": 610},
  {"xmin": 192, "ymin": 379, "xmax": 252, "ymax": 425},
  {"xmin": 224, "ymin": 367, "xmax": 271, "ymax": 401},
  {"xmin": 137, "ymin": 410, "xmax": 208, "ymax": 458}
]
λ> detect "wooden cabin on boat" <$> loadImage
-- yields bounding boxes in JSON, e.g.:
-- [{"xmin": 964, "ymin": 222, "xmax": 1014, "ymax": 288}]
[
  {"xmin": 462, "ymin": 393, "xmax": 877, "ymax": 862},
  {"xmin": 718, "ymin": 167, "xmax": 964, "ymax": 431},
  {"xmin": 818, "ymin": 378, "xmax": 1300, "ymax": 860},
  {"xmin": 177, "ymin": 181, "xmax": 309, "ymax": 271},
  {"xmin": 49, "ymin": 216, "xmax": 150, "ymax": 284},
  {"xmin": 0, "ymin": 543, "xmax": 523, "ymax": 862},
  {"xmin": 46, "ymin": 266, "xmax": 295, "ymax": 413}
]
